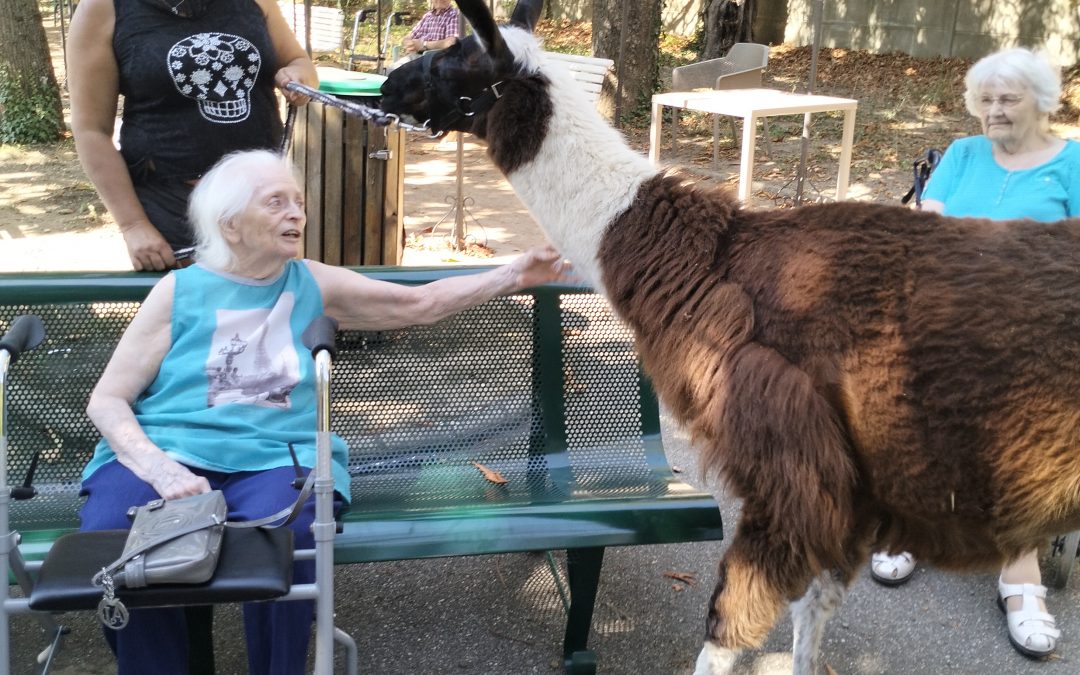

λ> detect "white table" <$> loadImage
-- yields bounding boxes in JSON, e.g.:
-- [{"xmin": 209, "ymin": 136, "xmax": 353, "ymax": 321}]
[{"xmin": 649, "ymin": 88, "xmax": 858, "ymax": 202}]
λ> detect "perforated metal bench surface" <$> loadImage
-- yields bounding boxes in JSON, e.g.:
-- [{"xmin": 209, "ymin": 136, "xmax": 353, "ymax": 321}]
[
  {"xmin": 2, "ymin": 267, "xmax": 723, "ymax": 672},
  {"xmin": 1, "ymin": 268, "xmax": 723, "ymax": 564}
]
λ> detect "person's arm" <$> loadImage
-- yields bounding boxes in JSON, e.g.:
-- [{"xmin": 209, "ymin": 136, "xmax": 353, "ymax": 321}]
[
  {"xmin": 308, "ymin": 246, "xmax": 569, "ymax": 330},
  {"xmin": 404, "ymin": 12, "xmax": 456, "ymax": 54},
  {"xmin": 86, "ymin": 275, "xmax": 212, "ymax": 500},
  {"xmin": 257, "ymin": 0, "xmax": 319, "ymax": 106},
  {"xmin": 67, "ymin": 0, "xmax": 175, "ymax": 271},
  {"xmin": 411, "ymin": 11, "xmax": 460, "ymax": 52},
  {"xmin": 420, "ymin": 35, "xmax": 458, "ymax": 51},
  {"xmin": 402, "ymin": 18, "xmax": 426, "ymax": 55}
]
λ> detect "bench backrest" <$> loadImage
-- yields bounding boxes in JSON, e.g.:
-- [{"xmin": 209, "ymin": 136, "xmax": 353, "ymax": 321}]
[
  {"xmin": 542, "ymin": 51, "xmax": 614, "ymax": 106},
  {"xmin": 1, "ymin": 269, "xmax": 665, "ymax": 550},
  {"xmin": 278, "ymin": 2, "xmax": 344, "ymax": 53}
]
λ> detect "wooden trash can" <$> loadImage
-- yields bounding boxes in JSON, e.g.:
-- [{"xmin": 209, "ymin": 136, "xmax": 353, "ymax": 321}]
[{"xmin": 289, "ymin": 69, "xmax": 405, "ymax": 266}]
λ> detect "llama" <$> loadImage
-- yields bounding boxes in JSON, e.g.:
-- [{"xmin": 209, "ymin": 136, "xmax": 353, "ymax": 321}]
[{"xmin": 379, "ymin": 1, "xmax": 1080, "ymax": 672}]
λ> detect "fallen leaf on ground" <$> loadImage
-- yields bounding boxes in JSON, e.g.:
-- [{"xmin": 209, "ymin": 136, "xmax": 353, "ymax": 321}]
[
  {"xmin": 663, "ymin": 570, "xmax": 697, "ymax": 585},
  {"xmin": 472, "ymin": 461, "xmax": 508, "ymax": 485}
]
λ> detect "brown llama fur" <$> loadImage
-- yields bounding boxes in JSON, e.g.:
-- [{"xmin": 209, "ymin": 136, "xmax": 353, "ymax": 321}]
[
  {"xmin": 597, "ymin": 172, "xmax": 1080, "ymax": 647},
  {"xmin": 375, "ymin": 0, "xmax": 1080, "ymax": 660}
]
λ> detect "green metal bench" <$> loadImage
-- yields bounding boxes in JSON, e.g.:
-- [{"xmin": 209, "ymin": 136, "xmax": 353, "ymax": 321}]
[{"xmin": 0, "ymin": 267, "xmax": 724, "ymax": 673}]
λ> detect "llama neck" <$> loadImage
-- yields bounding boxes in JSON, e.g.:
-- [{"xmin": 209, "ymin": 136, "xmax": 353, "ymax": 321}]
[{"xmin": 497, "ymin": 72, "xmax": 657, "ymax": 293}]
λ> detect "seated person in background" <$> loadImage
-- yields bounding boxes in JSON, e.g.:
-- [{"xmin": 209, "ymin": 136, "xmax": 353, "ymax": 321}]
[
  {"xmin": 67, "ymin": 0, "xmax": 317, "ymax": 272},
  {"xmin": 398, "ymin": 0, "xmax": 460, "ymax": 61},
  {"xmin": 869, "ymin": 46, "xmax": 1080, "ymax": 660},
  {"xmin": 80, "ymin": 148, "xmax": 568, "ymax": 674}
]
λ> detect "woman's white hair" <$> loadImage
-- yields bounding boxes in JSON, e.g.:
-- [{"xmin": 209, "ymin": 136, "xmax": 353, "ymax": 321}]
[
  {"xmin": 964, "ymin": 47, "xmax": 1062, "ymax": 116},
  {"xmin": 188, "ymin": 150, "xmax": 300, "ymax": 271}
]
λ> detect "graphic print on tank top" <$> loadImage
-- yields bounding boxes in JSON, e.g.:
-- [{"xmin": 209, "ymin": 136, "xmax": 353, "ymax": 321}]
[
  {"xmin": 168, "ymin": 32, "xmax": 262, "ymax": 123},
  {"xmin": 205, "ymin": 293, "xmax": 299, "ymax": 408}
]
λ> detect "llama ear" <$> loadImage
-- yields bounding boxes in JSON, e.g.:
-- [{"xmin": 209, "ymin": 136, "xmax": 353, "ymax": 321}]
[
  {"xmin": 509, "ymin": 0, "xmax": 543, "ymax": 32},
  {"xmin": 455, "ymin": 0, "xmax": 506, "ymax": 57}
]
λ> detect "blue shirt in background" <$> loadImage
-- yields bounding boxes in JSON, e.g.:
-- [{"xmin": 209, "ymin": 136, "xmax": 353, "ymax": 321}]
[{"xmin": 923, "ymin": 135, "xmax": 1080, "ymax": 221}]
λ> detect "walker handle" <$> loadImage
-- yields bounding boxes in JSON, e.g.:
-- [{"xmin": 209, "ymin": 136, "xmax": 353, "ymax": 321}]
[
  {"xmin": 302, "ymin": 315, "xmax": 339, "ymax": 360},
  {"xmin": 0, "ymin": 314, "xmax": 45, "ymax": 365}
]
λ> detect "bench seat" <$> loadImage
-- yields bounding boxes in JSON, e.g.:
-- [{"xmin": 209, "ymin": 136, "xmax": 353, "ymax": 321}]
[{"xmin": 1, "ymin": 267, "xmax": 722, "ymax": 673}]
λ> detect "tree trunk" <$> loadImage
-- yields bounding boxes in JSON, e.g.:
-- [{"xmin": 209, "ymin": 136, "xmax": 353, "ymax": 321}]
[
  {"xmin": 591, "ymin": 0, "xmax": 662, "ymax": 124},
  {"xmin": 0, "ymin": 0, "xmax": 64, "ymax": 143},
  {"xmin": 703, "ymin": 0, "xmax": 756, "ymax": 60},
  {"xmin": 752, "ymin": 0, "xmax": 787, "ymax": 46}
]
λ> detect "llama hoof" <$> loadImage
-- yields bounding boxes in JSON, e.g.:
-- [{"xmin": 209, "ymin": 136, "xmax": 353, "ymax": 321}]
[
  {"xmin": 998, "ymin": 578, "xmax": 1060, "ymax": 658},
  {"xmin": 692, "ymin": 641, "xmax": 737, "ymax": 675},
  {"xmin": 869, "ymin": 551, "xmax": 916, "ymax": 586}
]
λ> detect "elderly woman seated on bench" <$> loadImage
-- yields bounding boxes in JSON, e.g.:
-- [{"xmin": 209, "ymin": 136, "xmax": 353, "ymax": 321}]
[{"xmin": 80, "ymin": 149, "xmax": 567, "ymax": 674}]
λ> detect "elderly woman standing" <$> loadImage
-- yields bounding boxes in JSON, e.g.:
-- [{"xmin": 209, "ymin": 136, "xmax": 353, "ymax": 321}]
[
  {"xmin": 870, "ymin": 47, "xmax": 1080, "ymax": 659},
  {"xmin": 81, "ymin": 149, "xmax": 568, "ymax": 674}
]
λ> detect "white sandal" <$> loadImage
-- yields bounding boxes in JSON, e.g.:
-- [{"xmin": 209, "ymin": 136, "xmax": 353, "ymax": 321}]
[
  {"xmin": 870, "ymin": 551, "xmax": 916, "ymax": 586},
  {"xmin": 997, "ymin": 577, "xmax": 1060, "ymax": 658}
]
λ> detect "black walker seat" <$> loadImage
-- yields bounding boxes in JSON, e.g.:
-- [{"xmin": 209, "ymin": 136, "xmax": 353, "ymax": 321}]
[
  {"xmin": 1, "ymin": 268, "xmax": 724, "ymax": 674},
  {"xmin": 27, "ymin": 527, "xmax": 293, "ymax": 612}
]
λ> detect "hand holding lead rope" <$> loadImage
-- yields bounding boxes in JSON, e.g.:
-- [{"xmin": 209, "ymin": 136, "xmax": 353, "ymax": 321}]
[{"xmin": 282, "ymin": 82, "xmax": 434, "ymax": 135}]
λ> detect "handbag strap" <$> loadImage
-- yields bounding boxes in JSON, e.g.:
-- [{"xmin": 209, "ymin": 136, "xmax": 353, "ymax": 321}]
[{"xmin": 225, "ymin": 467, "xmax": 315, "ymax": 529}]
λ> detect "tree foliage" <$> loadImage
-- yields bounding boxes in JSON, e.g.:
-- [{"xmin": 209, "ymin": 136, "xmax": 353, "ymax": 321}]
[{"xmin": 0, "ymin": 0, "xmax": 64, "ymax": 144}]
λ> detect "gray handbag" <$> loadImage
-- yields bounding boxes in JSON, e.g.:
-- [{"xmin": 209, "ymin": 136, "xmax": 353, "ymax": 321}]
[
  {"xmin": 115, "ymin": 490, "xmax": 228, "ymax": 589},
  {"xmin": 93, "ymin": 473, "xmax": 314, "ymax": 630}
]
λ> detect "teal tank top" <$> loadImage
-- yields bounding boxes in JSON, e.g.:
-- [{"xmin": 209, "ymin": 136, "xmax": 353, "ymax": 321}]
[{"xmin": 83, "ymin": 260, "xmax": 351, "ymax": 501}]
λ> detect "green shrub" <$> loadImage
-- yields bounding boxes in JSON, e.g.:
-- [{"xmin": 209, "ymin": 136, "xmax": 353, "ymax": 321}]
[{"xmin": 0, "ymin": 67, "xmax": 63, "ymax": 145}]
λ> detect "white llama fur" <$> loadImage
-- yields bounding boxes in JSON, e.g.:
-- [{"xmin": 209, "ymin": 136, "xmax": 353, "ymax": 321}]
[{"xmin": 498, "ymin": 27, "xmax": 655, "ymax": 294}]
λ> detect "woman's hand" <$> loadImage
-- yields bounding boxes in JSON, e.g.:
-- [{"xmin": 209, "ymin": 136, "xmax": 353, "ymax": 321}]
[
  {"xmin": 508, "ymin": 245, "xmax": 573, "ymax": 289},
  {"xmin": 275, "ymin": 64, "xmax": 315, "ymax": 106},
  {"xmin": 146, "ymin": 457, "xmax": 212, "ymax": 500},
  {"xmin": 121, "ymin": 220, "xmax": 176, "ymax": 271}
]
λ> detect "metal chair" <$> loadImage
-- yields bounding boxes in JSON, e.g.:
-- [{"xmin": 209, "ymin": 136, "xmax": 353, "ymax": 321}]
[{"xmin": 670, "ymin": 42, "xmax": 772, "ymax": 162}]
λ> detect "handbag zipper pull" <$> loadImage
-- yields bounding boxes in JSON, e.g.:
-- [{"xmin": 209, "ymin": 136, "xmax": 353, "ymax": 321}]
[{"xmin": 96, "ymin": 570, "xmax": 130, "ymax": 630}]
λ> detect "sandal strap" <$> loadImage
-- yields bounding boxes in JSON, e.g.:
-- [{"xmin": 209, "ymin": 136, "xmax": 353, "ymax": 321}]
[
  {"xmin": 997, "ymin": 579, "xmax": 1048, "ymax": 602},
  {"xmin": 998, "ymin": 578, "xmax": 1061, "ymax": 641}
]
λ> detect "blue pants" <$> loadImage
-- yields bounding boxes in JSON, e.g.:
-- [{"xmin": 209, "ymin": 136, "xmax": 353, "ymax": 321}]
[{"xmin": 80, "ymin": 461, "xmax": 316, "ymax": 675}]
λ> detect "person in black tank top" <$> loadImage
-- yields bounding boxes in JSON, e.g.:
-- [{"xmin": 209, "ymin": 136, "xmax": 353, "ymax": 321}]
[{"xmin": 68, "ymin": 0, "xmax": 316, "ymax": 271}]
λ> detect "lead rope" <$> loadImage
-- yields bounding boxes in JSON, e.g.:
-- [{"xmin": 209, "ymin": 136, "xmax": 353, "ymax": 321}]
[
  {"xmin": 281, "ymin": 104, "xmax": 297, "ymax": 154},
  {"xmin": 282, "ymin": 81, "xmax": 436, "ymax": 136}
]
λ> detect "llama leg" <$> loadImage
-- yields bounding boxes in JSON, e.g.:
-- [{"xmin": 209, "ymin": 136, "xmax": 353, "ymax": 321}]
[
  {"xmin": 692, "ymin": 641, "xmax": 738, "ymax": 675},
  {"xmin": 693, "ymin": 513, "xmax": 813, "ymax": 675},
  {"xmin": 791, "ymin": 570, "xmax": 847, "ymax": 675}
]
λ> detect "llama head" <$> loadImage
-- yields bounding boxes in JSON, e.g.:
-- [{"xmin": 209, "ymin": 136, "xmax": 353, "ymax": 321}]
[{"xmin": 379, "ymin": 0, "xmax": 545, "ymax": 137}]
